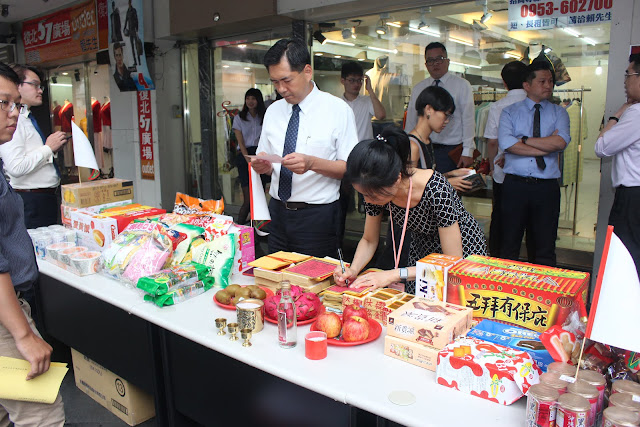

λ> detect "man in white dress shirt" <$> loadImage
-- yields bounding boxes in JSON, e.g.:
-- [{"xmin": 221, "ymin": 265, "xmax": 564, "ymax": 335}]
[
  {"xmin": 252, "ymin": 39, "xmax": 359, "ymax": 257},
  {"xmin": 0, "ymin": 65, "xmax": 67, "ymax": 229},
  {"xmin": 483, "ymin": 61, "xmax": 528, "ymax": 257},
  {"xmin": 404, "ymin": 42, "xmax": 476, "ymax": 173},
  {"xmin": 340, "ymin": 61, "xmax": 386, "ymax": 141},
  {"xmin": 595, "ymin": 51, "xmax": 640, "ymax": 277}
]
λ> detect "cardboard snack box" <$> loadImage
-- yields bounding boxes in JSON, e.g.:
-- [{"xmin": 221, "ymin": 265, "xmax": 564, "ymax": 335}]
[
  {"xmin": 62, "ymin": 178, "xmax": 134, "ymax": 208},
  {"xmin": 384, "ymin": 335, "xmax": 440, "ymax": 371},
  {"xmin": 387, "ymin": 297, "xmax": 473, "ymax": 349},
  {"xmin": 467, "ymin": 320, "xmax": 554, "ymax": 372},
  {"xmin": 71, "ymin": 349, "xmax": 154, "ymax": 426},
  {"xmin": 253, "ymin": 267, "xmax": 284, "ymax": 283},
  {"xmin": 447, "ymin": 255, "xmax": 589, "ymax": 333},
  {"xmin": 436, "ymin": 337, "xmax": 541, "ymax": 405},
  {"xmin": 415, "ymin": 253, "xmax": 462, "ymax": 302}
]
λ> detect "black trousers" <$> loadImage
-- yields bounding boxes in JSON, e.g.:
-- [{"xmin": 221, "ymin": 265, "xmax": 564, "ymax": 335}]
[
  {"xmin": 500, "ymin": 175, "xmax": 560, "ymax": 267},
  {"xmin": 609, "ymin": 186, "xmax": 640, "ymax": 278},
  {"xmin": 18, "ymin": 191, "xmax": 59, "ymax": 229},
  {"xmin": 489, "ymin": 181, "xmax": 503, "ymax": 257},
  {"xmin": 432, "ymin": 143, "xmax": 460, "ymax": 174},
  {"xmin": 268, "ymin": 198, "xmax": 341, "ymax": 259}
]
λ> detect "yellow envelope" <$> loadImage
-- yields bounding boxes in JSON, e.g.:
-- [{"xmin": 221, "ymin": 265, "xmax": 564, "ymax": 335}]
[{"xmin": 0, "ymin": 357, "xmax": 68, "ymax": 404}]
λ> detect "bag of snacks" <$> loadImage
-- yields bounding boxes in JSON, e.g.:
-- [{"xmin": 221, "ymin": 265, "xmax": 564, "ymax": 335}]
[
  {"xmin": 143, "ymin": 280, "xmax": 214, "ymax": 307},
  {"xmin": 136, "ymin": 262, "xmax": 211, "ymax": 296}
]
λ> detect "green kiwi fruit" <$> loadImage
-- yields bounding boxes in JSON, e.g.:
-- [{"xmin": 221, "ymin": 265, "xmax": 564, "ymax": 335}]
[
  {"xmin": 250, "ymin": 288, "xmax": 267, "ymax": 300},
  {"xmin": 233, "ymin": 287, "xmax": 252, "ymax": 305},
  {"xmin": 215, "ymin": 290, "xmax": 232, "ymax": 305},
  {"xmin": 225, "ymin": 284, "xmax": 241, "ymax": 296}
]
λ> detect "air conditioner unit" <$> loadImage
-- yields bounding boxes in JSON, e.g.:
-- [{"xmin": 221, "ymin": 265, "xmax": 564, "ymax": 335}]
[
  {"xmin": 479, "ymin": 41, "xmax": 516, "ymax": 53},
  {"xmin": 0, "ymin": 43, "xmax": 16, "ymax": 63}
]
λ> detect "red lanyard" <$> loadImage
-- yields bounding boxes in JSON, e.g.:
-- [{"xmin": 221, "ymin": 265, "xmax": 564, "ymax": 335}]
[{"xmin": 389, "ymin": 177, "xmax": 412, "ymax": 269}]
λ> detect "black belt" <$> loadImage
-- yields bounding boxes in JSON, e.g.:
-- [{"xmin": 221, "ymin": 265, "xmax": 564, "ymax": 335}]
[
  {"xmin": 14, "ymin": 187, "xmax": 58, "ymax": 194},
  {"xmin": 275, "ymin": 199, "xmax": 326, "ymax": 211},
  {"xmin": 506, "ymin": 174, "xmax": 557, "ymax": 184}
]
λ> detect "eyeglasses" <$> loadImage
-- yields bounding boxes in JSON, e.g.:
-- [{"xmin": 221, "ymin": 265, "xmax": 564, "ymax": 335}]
[
  {"xmin": 22, "ymin": 81, "xmax": 45, "ymax": 91},
  {"xmin": 345, "ymin": 78, "xmax": 363, "ymax": 84},
  {"xmin": 426, "ymin": 56, "xmax": 447, "ymax": 65},
  {"xmin": 0, "ymin": 100, "xmax": 25, "ymax": 113},
  {"xmin": 625, "ymin": 71, "xmax": 640, "ymax": 79},
  {"xmin": 442, "ymin": 112, "xmax": 453, "ymax": 120}
]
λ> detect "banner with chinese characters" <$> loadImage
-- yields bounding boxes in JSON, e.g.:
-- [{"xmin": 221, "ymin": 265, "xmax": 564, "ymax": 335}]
[
  {"xmin": 137, "ymin": 91, "xmax": 155, "ymax": 180},
  {"xmin": 22, "ymin": 0, "xmax": 101, "ymax": 64},
  {"xmin": 108, "ymin": 0, "xmax": 155, "ymax": 91},
  {"xmin": 508, "ymin": 0, "xmax": 613, "ymax": 31}
]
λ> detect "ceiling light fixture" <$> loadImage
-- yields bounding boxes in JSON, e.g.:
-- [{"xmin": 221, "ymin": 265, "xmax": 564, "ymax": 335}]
[
  {"xmin": 563, "ymin": 27, "xmax": 581, "ymax": 37},
  {"xmin": 583, "ymin": 37, "xmax": 597, "ymax": 46},
  {"xmin": 324, "ymin": 39, "xmax": 355, "ymax": 47},
  {"xmin": 387, "ymin": 22, "xmax": 402, "ymax": 28},
  {"xmin": 313, "ymin": 30, "xmax": 327, "ymax": 45},
  {"xmin": 367, "ymin": 46, "xmax": 398, "ymax": 54},
  {"xmin": 342, "ymin": 27, "xmax": 352, "ymax": 39},
  {"xmin": 595, "ymin": 60, "xmax": 603, "ymax": 75},
  {"xmin": 408, "ymin": 26, "xmax": 441, "ymax": 37},
  {"xmin": 450, "ymin": 37, "xmax": 474, "ymax": 47},
  {"xmin": 243, "ymin": 67, "xmax": 250, "ymax": 70},
  {"xmin": 334, "ymin": 55, "xmax": 342, "ymax": 58},
  {"xmin": 315, "ymin": 53, "xmax": 323, "ymax": 56},
  {"xmin": 504, "ymin": 52, "xmax": 522, "ymax": 59},
  {"xmin": 450, "ymin": 60, "xmax": 481, "ymax": 69},
  {"xmin": 222, "ymin": 64, "xmax": 230, "ymax": 68},
  {"xmin": 418, "ymin": 6, "xmax": 431, "ymax": 29},
  {"xmin": 376, "ymin": 13, "xmax": 389, "ymax": 35},
  {"xmin": 480, "ymin": 0, "xmax": 493, "ymax": 24}
]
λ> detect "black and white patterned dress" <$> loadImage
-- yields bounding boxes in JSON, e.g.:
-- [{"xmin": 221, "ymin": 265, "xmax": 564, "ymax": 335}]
[{"xmin": 365, "ymin": 171, "xmax": 487, "ymax": 294}]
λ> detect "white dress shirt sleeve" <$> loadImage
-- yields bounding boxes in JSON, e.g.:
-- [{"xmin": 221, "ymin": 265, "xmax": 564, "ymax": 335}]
[
  {"xmin": 595, "ymin": 105, "xmax": 640, "ymax": 157},
  {"xmin": 460, "ymin": 80, "xmax": 477, "ymax": 157},
  {"xmin": 0, "ymin": 118, "xmax": 53, "ymax": 178},
  {"xmin": 483, "ymin": 103, "xmax": 500, "ymax": 140},
  {"xmin": 336, "ymin": 103, "xmax": 359, "ymax": 161},
  {"xmin": 403, "ymin": 85, "xmax": 419, "ymax": 133}
]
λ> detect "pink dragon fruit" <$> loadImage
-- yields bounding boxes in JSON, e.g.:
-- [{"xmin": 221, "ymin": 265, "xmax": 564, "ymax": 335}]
[
  {"xmin": 264, "ymin": 295, "xmax": 280, "ymax": 319},
  {"xmin": 276, "ymin": 284, "xmax": 304, "ymax": 299},
  {"xmin": 294, "ymin": 292, "xmax": 323, "ymax": 320}
]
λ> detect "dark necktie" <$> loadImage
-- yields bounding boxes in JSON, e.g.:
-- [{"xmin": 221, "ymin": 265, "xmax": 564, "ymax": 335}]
[
  {"xmin": 30, "ymin": 112, "xmax": 60, "ymax": 177},
  {"xmin": 278, "ymin": 104, "xmax": 300, "ymax": 202},
  {"xmin": 533, "ymin": 104, "xmax": 546, "ymax": 170},
  {"xmin": 433, "ymin": 79, "xmax": 441, "ymax": 87}
]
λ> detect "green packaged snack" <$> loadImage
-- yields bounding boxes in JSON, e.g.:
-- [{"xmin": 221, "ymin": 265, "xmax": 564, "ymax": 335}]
[
  {"xmin": 136, "ymin": 262, "xmax": 211, "ymax": 296},
  {"xmin": 191, "ymin": 234, "xmax": 236, "ymax": 289},
  {"xmin": 144, "ymin": 279, "xmax": 214, "ymax": 307}
]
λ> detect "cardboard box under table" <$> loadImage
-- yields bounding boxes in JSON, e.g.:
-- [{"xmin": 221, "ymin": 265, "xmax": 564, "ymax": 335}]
[
  {"xmin": 386, "ymin": 297, "xmax": 473, "ymax": 349},
  {"xmin": 446, "ymin": 255, "xmax": 589, "ymax": 332},
  {"xmin": 71, "ymin": 348, "xmax": 154, "ymax": 426},
  {"xmin": 62, "ymin": 178, "xmax": 134, "ymax": 208}
]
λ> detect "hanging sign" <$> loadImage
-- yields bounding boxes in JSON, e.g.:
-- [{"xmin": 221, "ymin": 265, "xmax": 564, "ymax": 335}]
[
  {"xmin": 22, "ymin": 0, "xmax": 100, "ymax": 64},
  {"xmin": 508, "ymin": 0, "xmax": 613, "ymax": 31},
  {"xmin": 137, "ymin": 91, "xmax": 155, "ymax": 180}
]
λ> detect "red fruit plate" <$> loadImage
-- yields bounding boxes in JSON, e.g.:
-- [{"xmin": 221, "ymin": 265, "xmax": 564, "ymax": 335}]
[
  {"xmin": 213, "ymin": 286, "xmax": 274, "ymax": 310},
  {"xmin": 310, "ymin": 318, "xmax": 382, "ymax": 346},
  {"xmin": 264, "ymin": 305, "xmax": 325, "ymax": 326}
]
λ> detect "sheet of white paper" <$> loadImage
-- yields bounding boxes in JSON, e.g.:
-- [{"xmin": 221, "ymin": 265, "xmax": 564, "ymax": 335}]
[
  {"xmin": 71, "ymin": 121, "xmax": 99, "ymax": 170},
  {"xmin": 249, "ymin": 166, "xmax": 271, "ymax": 221},
  {"xmin": 247, "ymin": 153, "xmax": 282, "ymax": 163}
]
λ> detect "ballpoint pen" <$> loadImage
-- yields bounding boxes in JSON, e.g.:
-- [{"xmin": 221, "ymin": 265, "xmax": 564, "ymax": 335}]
[{"xmin": 337, "ymin": 248, "xmax": 349, "ymax": 286}]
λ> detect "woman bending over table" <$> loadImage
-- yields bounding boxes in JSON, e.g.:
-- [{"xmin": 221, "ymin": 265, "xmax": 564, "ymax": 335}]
[{"xmin": 334, "ymin": 124, "xmax": 487, "ymax": 295}]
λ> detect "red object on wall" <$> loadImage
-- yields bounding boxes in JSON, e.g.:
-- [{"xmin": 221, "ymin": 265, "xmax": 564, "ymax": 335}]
[{"xmin": 137, "ymin": 91, "xmax": 154, "ymax": 180}]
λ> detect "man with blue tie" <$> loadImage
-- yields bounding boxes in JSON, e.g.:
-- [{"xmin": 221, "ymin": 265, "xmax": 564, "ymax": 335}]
[
  {"xmin": 498, "ymin": 61, "xmax": 571, "ymax": 266},
  {"xmin": 0, "ymin": 65, "xmax": 67, "ymax": 229},
  {"xmin": 252, "ymin": 39, "xmax": 358, "ymax": 257}
]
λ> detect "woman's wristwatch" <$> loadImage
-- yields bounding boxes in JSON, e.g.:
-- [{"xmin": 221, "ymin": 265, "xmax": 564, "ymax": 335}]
[{"xmin": 399, "ymin": 268, "xmax": 408, "ymax": 284}]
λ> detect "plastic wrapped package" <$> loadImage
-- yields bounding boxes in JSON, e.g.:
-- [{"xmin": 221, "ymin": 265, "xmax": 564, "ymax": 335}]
[
  {"xmin": 173, "ymin": 192, "xmax": 224, "ymax": 215},
  {"xmin": 143, "ymin": 280, "xmax": 214, "ymax": 307},
  {"xmin": 166, "ymin": 223, "xmax": 205, "ymax": 267},
  {"xmin": 191, "ymin": 233, "xmax": 236, "ymax": 289},
  {"xmin": 136, "ymin": 262, "xmax": 211, "ymax": 296}
]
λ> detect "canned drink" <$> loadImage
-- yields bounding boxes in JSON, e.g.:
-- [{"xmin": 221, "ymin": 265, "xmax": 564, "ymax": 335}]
[
  {"xmin": 236, "ymin": 298, "xmax": 265, "ymax": 333},
  {"xmin": 541, "ymin": 372, "xmax": 569, "ymax": 395},
  {"xmin": 527, "ymin": 383, "xmax": 559, "ymax": 427},
  {"xmin": 610, "ymin": 392, "xmax": 640, "ymax": 415},
  {"xmin": 612, "ymin": 381, "xmax": 640, "ymax": 400},
  {"xmin": 577, "ymin": 370, "xmax": 606, "ymax": 425},
  {"xmin": 603, "ymin": 406, "xmax": 640, "ymax": 427},
  {"xmin": 549, "ymin": 362, "xmax": 577, "ymax": 377},
  {"xmin": 568, "ymin": 380, "xmax": 599, "ymax": 427},
  {"xmin": 557, "ymin": 393, "xmax": 591, "ymax": 427}
]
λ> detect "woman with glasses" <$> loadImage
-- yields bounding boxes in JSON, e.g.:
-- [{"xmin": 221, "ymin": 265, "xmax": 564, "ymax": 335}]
[
  {"xmin": 333, "ymin": 125, "xmax": 487, "ymax": 295},
  {"xmin": 233, "ymin": 88, "xmax": 266, "ymax": 224},
  {"xmin": 595, "ymin": 51, "xmax": 640, "ymax": 278}
]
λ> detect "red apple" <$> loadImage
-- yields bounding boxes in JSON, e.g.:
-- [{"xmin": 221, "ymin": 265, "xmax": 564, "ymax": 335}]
[
  {"xmin": 314, "ymin": 312, "xmax": 342, "ymax": 339},
  {"xmin": 342, "ymin": 304, "xmax": 368, "ymax": 322},
  {"xmin": 342, "ymin": 316, "xmax": 370, "ymax": 342}
]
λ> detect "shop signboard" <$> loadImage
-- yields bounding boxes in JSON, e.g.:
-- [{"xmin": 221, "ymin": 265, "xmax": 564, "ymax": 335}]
[
  {"xmin": 108, "ymin": 0, "xmax": 155, "ymax": 91},
  {"xmin": 97, "ymin": 0, "xmax": 109, "ymax": 51},
  {"xmin": 137, "ymin": 91, "xmax": 155, "ymax": 180},
  {"xmin": 508, "ymin": 0, "xmax": 613, "ymax": 31},
  {"xmin": 22, "ymin": 0, "xmax": 100, "ymax": 64}
]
